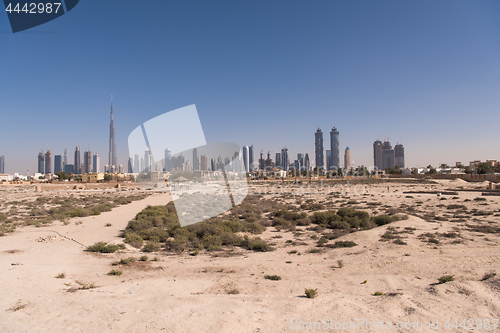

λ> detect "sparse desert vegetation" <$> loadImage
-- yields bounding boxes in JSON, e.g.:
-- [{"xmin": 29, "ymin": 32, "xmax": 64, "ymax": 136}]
[
  {"xmin": 2, "ymin": 178, "xmax": 500, "ymax": 332},
  {"xmin": 305, "ymin": 288, "xmax": 318, "ymax": 299}
]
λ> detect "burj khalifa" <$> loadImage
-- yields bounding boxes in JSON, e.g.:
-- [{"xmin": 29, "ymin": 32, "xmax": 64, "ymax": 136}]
[{"xmin": 108, "ymin": 97, "xmax": 117, "ymax": 172}]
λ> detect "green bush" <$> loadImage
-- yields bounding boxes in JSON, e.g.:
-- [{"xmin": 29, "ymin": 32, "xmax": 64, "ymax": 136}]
[
  {"xmin": 86, "ymin": 242, "xmax": 123, "ymax": 253},
  {"xmin": 273, "ymin": 210, "xmax": 305, "ymax": 221},
  {"xmin": 438, "ymin": 275, "xmax": 454, "ymax": 284},
  {"xmin": 327, "ymin": 241, "xmax": 357, "ymax": 248},
  {"xmin": 139, "ymin": 255, "xmax": 149, "ymax": 261},
  {"xmin": 143, "ymin": 241, "xmax": 160, "ymax": 252},
  {"xmin": 115, "ymin": 257, "xmax": 136, "ymax": 265},
  {"xmin": 371, "ymin": 215, "xmax": 393, "ymax": 226},
  {"xmin": 305, "ymin": 288, "xmax": 318, "ymax": 299},
  {"xmin": 108, "ymin": 269, "xmax": 122, "ymax": 276},
  {"xmin": 124, "ymin": 233, "xmax": 144, "ymax": 248},
  {"xmin": 242, "ymin": 236, "xmax": 270, "ymax": 252},
  {"xmin": 264, "ymin": 274, "xmax": 282, "ymax": 281}
]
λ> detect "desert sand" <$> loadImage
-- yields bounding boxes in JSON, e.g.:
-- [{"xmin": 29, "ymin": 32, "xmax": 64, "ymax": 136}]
[{"xmin": 1, "ymin": 179, "xmax": 499, "ymax": 332}]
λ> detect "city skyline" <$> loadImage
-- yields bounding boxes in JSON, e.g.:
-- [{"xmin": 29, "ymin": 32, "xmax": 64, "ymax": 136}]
[{"xmin": 1, "ymin": 1, "xmax": 500, "ymax": 173}]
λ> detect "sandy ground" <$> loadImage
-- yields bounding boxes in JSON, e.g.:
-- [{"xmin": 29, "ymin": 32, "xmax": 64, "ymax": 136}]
[{"xmin": 1, "ymin": 180, "xmax": 500, "ymax": 332}]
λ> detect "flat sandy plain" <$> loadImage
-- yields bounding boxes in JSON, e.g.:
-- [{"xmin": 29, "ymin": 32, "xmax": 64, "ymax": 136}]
[{"xmin": 1, "ymin": 179, "xmax": 499, "ymax": 332}]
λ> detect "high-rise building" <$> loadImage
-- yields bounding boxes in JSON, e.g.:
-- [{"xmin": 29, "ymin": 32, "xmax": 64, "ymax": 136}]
[
  {"xmin": 45, "ymin": 150, "xmax": 52, "ymax": 174},
  {"xmin": 54, "ymin": 155, "xmax": 62, "ymax": 174},
  {"xmin": 134, "ymin": 153, "xmax": 140, "ymax": 173},
  {"xmin": 315, "ymin": 128, "xmax": 324, "ymax": 169},
  {"xmin": 344, "ymin": 147, "xmax": 351, "ymax": 171},
  {"xmin": 0, "ymin": 155, "xmax": 5, "ymax": 174},
  {"xmin": 395, "ymin": 144, "xmax": 405, "ymax": 168},
  {"xmin": 108, "ymin": 97, "xmax": 117, "ymax": 172},
  {"xmin": 330, "ymin": 127, "xmax": 339, "ymax": 170},
  {"xmin": 259, "ymin": 152, "xmax": 265, "ymax": 170},
  {"xmin": 119, "ymin": 165, "xmax": 124, "ymax": 174},
  {"xmin": 275, "ymin": 153, "xmax": 281, "ymax": 169},
  {"xmin": 64, "ymin": 164, "xmax": 73, "ymax": 174},
  {"xmin": 192, "ymin": 148, "xmax": 199, "ymax": 171},
  {"xmin": 200, "ymin": 154, "xmax": 208, "ymax": 171},
  {"xmin": 249, "ymin": 145, "xmax": 254, "ymax": 171},
  {"xmin": 373, "ymin": 140, "xmax": 383, "ymax": 170},
  {"xmin": 242, "ymin": 146, "xmax": 249, "ymax": 172},
  {"xmin": 164, "ymin": 148, "xmax": 171, "ymax": 172},
  {"xmin": 145, "ymin": 148, "xmax": 153, "ymax": 172},
  {"xmin": 382, "ymin": 141, "xmax": 394, "ymax": 169},
  {"xmin": 265, "ymin": 152, "xmax": 272, "ymax": 169},
  {"xmin": 38, "ymin": 151, "xmax": 45, "ymax": 174},
  {"xmin": 83, "ymin": 151, "xmax": 92, "ymax": 174},
  {"xmin": 93, "ymin": 153, "xmax": 100, "ymax": 173},
  {"xmin": 304, "ymin": 153, "xmax": 310, "ymax": 170},
  {"xmin": 297, "ymin": 153, "xmax": 304, "ymax": 170},
  {"xmin": 63, "ymin": 148, "xmax": 67, "ymax": 168},
  {"xmin": 128, "ymin": 158, "xmax": 133, "ymax": 173},
  {"xmin": 281, "ymin": 148, "xmax": 289, "ymax": 171},
  {"xmin": 326, "ymin": 150, "xmax": 331, "ymax": 171},
  {"xmin": 74, "ymin": 146, "xmax": 81, "ymax": 174}
]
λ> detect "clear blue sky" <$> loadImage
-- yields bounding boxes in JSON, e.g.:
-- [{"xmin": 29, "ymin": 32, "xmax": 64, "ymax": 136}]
[{"xmin": 1, "ymin": 0, "xmax": 500, "ymax": 174}]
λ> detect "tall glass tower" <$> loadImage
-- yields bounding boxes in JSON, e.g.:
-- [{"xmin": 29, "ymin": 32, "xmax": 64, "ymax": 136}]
[
  {"xmin": 109, "ymin": 97, "xmax": 117, "ymax": 172},
  {"xmin": 315, "ymin": 128, "xmax": 324, "ymax": 169},
  {"xmin": 330, "ymin": 126, "xmax": 339, "ymax": 170}
]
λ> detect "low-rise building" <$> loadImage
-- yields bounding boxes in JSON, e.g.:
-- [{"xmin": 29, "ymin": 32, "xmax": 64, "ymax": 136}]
[{"xmin": 81, "ymin": 173, "xmax": 105, "ymax": 182}]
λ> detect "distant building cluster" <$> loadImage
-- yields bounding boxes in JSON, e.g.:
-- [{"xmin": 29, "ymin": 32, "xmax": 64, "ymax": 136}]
[
  {"xmin": 37, "ymin": 147, "xmax": 103, "ymax": 176},
  {"xmin": 373, "ymin": 140, "xmax": 404, "ymax": 170},
  {"xmin": 34, "ymin": 99, "xmax": 120, "ymax": 178},
  {"xmin": 314, "ymin": 126, "xmax": 350, "ymax": 171}
]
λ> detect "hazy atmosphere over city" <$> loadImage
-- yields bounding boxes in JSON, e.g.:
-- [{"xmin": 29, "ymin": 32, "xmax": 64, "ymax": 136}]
[{"xmin": 1, "ymin": 0, "xmax": 500, "ymax": 174}]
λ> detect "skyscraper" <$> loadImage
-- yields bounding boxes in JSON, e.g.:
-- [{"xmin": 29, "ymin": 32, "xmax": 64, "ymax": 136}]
[
  {"xmin": 326, "ymin": 150, "xmax": 331, "ymax": 171},
  {"xmin": 164, "ymin": 148, "xmax": 171, "ymax": 172},
  {"xmin": 275, "ymin": 153, "xmax": 281, "ymax": 169},
  {"xmin": 330, "ymin": 126, "xmax": 339, "ymax": 170},
  {"xmin": 64, "ymin": 164, "xmax": 73, "ymax": 174},
  {"xmin": 344, "ymin": 147, "xmax": 351, "ymax": 172},
  {"xmin": 242, "ymin": 146, "xmax": 249, "ymax": 172},
  {"xmin": 38, "ymin": 151, "xmax": 44, "ymax": 174},
  {"xmin": 0, "ymin": 155, "xmax": 4, "ymax": 174},
  {"xmin": 264, "ymin": 152, "xmax": 272, "ymax": 169},
  {"xmin": 83, "ymin": 151, "xmax": 92, "ymax": 174},
  {"xmin": 281, "ymin": 147, "xmax": 289, "ymax": 171},
  {"xmin": 193, "ymin": 148, "xmax": 199, "ymax": 171},
  {"xmin": 315, "ymin": 128, "xmax": 324, "ymax": 169},
  {"xmin": 63, "ymin": 148, "xmax": 67, "ymax": 168},
  {"xmin": 297, "ymin": 153, "xmax": 304, "ymax": 170},
  {"xmin": 134, "ymin": 153, "xmax": 140, "ymax": 173},
  {"xmin": 249, "ymin": 145, "xmax": 254, "ymax": 171},
  {"xmin": 395, "ymin": 144, "xmax": 405, "ymax": 168},
  {"xmin": 108, "ymin": 97, "xmax": 117, "ymax": 172},
  {"xmin": 373, "ymin": 140, "xmax": 383, "ymax": 170},
  {"xmin": 74, "ymin": 146, "xmax": 81, "ymax": 174},
  {"xmin": 128, "ymin": 158, "xmax": 134, "ymax": 173},
  {"xmin": 200, "ymin": 154, "xmax": 208, "ymax": 171},
  {"xmin": 45, "ymin": 150, "xmax": 52, "ymax": 174},
  {"xmin": 93, "ymin": 153, "xmax": 100, "ymax": 173},
  {"xmin": 304, "ymin": 153, "xmax": 310, "ymax": 170},
  {"xmin": 145, "ymin": 148, "xmax": 153, "ymax": 172},
  {"xmin": 382, "ymin": 141, "xmax": 395, "ymax": 169},
  {"xmin": 54, "ymin": 155, "xmax": 62, "ymax": 174}
]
